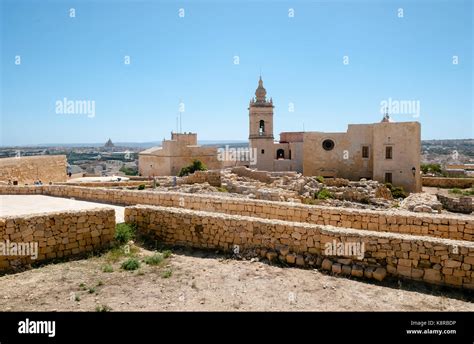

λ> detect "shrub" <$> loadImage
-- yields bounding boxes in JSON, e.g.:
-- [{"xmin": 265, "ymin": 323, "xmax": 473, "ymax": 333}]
[
  {"xmin": 95, "ymin": 304, "xmax": 112, "ymax": 312},
  {"xmin": 162, "ymin": 250, "xmax": 172, "ymax": 258},
  {"xmin": 161, "ymin": 269, "xmax": 173, "ymax": 278},
  {"xmin": 137, "ymin": 184, "xmax": 146, "ymax": 190},
  {"xmin": 114, "ymin": 223, "xmax": 135, "ymax": 244},
  {"xmin": 102, "ymin": 265, "xmax": 114, "ymax": 273},
  {"xmin": 178, "ymin": 160, "xmax": 207, "ymax": 177},
  {"xmin": 450, "ymin": 188, "xmax": 474, "ymax": 196},
  {"xmin": 462, "ymin": 189, "xmax": 474, "ymax": 196},
  {"xmin": 317, "ymin": 189, "xmax": 333, "ymax": 200},
  {"xmin": 119, "ymin": 166, "xmax": 138, "ymax": 176},
  {"xmin": 217, "ymin": 186, "xmax": 228, "ymax": 192},
  {"xmin": 144, "ymin": 253, "xmax": 164, "ymax": 266},
  {"xmin": 421, "ymin": 163, "xmax": 442, "ymax": 175},
  {"xmin": 315, "ymin": 176, "xmax": 325, "ymax": 183},
  {"xmin": 385, "ymin": 183, "xmax": 407, "ymax": 199},
  {"xmin": 121, "ymin": 258, "xmax": 140, "ymax": 271}
]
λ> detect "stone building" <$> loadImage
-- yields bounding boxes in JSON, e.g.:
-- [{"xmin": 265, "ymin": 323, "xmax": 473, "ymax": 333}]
[
  {"xmin": 248, "ymin": 77, "xmax": 421, "ymax": 192},
  {"xmin": 138, "ymin": 132, "xmax": 222, "ymax": 176}
]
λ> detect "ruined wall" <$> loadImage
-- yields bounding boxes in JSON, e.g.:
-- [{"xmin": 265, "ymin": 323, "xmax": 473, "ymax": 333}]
[
  {"xmin": 57, "ymin": 181, "xmax": 153, "ymax": 188},
  {"xmin": 125, "ymin": 205, "xmax": 474, "ymax": 289},
  {"xmin": 423, "ymin": 177, "xmax": 474, "ymax": 189},
  {"xmin": 0, "ymin": 155, "xmax": 67, "ymax": 185},
  {"xmin": 178, "ymin": 170, "xmax": 221, "ymax": 187},
  {"xmin": 0, "ymin": 208, "xmax": 115, "ymax": 272},
  {"xmin": 437, "ymin": 195, "xmax": 473, "ymax": 214},
  {"xmin": 231, "ymin": 166, "xmax": 274, "ymax": 183},
  {"xmin": 1, "ymin": 185, "xmax": 472, "ymax": 241}
]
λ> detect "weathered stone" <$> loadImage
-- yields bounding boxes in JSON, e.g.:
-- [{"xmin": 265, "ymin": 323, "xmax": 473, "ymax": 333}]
[
  {"xmin": 321, "ymin": 259, "xmax": 332, "ymax": 271},
  {"xmin": 373, "ymin": 268, "xmax": 387, "ymax": 281}
]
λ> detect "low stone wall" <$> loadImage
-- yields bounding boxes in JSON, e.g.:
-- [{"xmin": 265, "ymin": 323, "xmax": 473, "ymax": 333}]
[
  {"xmin": 125, "ymin": 205, "xmax": 474, "ymax": 289},
  {"xmin": 437, "ymin": 195, "xmax": 473, "ymax": 214},
  {"xmin": 0, "ymin": 208, "xmax": 115, "ymax": 272},
  {"xmin": 231, "ymin": 166, "xmax": 274, "ymax": 183},
  {"xmin": 178, "ymin": 170, "xmax": 221, "ymax": 187},
  {"xmin": 57, "ymin": 181, "xmax": 153, "ymax": 188},
  {"xmin": 423, "ymin": 177, "xmax": 474, "ymax": 189},
  {"xmin": 1, "ymin": 185, "xmax": 473, "ymax": 241}
]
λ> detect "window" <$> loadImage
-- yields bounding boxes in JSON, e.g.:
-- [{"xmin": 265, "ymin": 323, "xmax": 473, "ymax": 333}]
[
  {"xmin": 322, "ymin": 139, "xmax": 335, "ymax": 151},
  {"xmin": 261, "ymin": 149, "xmax": 265, "ymax": 154},
  {"xmin": 385, "ymin": 146, "xmax": 393, "ymax": 159},
  {"xmin": 259, "ymin": 120, "xmax": 265, "ymax": 135},
  {"xmin": 385, "ymin": 172, "xmax": 392, "ymax": 184},
  {"xmin": 362, "ymin": 146, "xmax": 369, "ymax": 158},
  {"xmin": 289, "ymin": 150, "xmax": 292, "ymax": 160},
  {"xmin": 276, "ymin": 149, "xmax": 285, "ymax": 159}
]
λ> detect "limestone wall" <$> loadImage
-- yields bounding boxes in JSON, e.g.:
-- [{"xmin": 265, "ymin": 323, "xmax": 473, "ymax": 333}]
[
  {"xmin": 1, "ymin": 185, "xmax": 472, "ymax": 241},
  {"xmin": 125, "ymin": 205, "xmax": 474, "ymax": 289},
  {"xmin": 0, "ymin": 208, "xmax": 115, "ymax": 272},
  {"xmin": 0, "ymin": 155, "xmax": 67, "ymax": 185},
  {"xmin": 178, "ymin": 170, "xmax": 221, "ymax": 187},
  {"xmin": 231, "ymin": 166, "xmax": 274, "ymax": 183},
  {"xmin": 437, "ymin": 195, "xmax": 473, "ymax": 214},
  {"xmin": 423, "ymin": 177, "xmax": 474, "ymax": 189},
  {"xmin": 57, "ymin": 181, "xmax": 153, "ymax": 188}
]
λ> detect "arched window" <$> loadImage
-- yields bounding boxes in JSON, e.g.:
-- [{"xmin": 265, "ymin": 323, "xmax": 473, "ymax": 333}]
[
  {"xmin": 276, "ymin": 149, "xmax": 285, "ymax": 159},
  {"xmin": 259, "ymin": 120, "xmax": 265, "ymax": 135}
]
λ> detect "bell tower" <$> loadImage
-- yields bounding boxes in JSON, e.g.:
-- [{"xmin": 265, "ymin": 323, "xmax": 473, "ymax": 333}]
[{"xmin": 249, "ymin": 76, "xmax": 274, "ymax": 171}]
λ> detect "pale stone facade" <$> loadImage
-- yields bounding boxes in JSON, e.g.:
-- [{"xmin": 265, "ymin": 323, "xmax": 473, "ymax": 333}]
[
  {"xmin": 248, "ymin": 78, "xmax": 421, "ymax": 192},
  {"xmin": 138, "ymin": 132, "xmax": 222, "ymax": 177}
]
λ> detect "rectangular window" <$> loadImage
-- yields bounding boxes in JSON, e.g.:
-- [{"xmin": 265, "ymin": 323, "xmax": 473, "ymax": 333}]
[
  {"xmin": 385, "ymin": 146, "xmax": 393, "ymax": 159},
  {"xmin": 261, "ymin": 149, "xmax": 265, "ymax": 154},
  {"xmin": 362, "ymin": 146, "xmax": 369, "ymax": 158},
  {"xmin": 385, "ymin": 172, "xmax": 392, "ymax": 184}
]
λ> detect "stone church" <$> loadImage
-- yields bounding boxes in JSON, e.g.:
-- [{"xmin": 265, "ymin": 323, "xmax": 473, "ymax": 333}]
[{"xmin": 248, "ymin": 77, "xmax": 421, "ymax": 192}]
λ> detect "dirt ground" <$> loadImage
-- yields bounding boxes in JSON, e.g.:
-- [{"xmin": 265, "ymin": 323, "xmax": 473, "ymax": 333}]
[{"xmin": 0, "ymin": 246, "xmax": 473, "ymax": 312}]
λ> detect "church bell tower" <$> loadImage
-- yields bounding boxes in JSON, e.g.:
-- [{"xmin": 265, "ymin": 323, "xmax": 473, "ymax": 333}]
[{"xmin": 248, "ymin": 76, "xmax": 274, "ymax": 171}]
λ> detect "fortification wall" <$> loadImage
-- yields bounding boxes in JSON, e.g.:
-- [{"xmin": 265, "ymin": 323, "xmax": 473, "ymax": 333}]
[
  {"xmin": 423, "ymin": 177, "xmax": 474, "ymax": 189},
  {"xmin": 0, "ymin": 208, "xmax": 115, "ymax": 272},
  {"xmin": 1, "ymin": 185, "xmax": 472, "ymax": 241},
  {"xmin": 0, "ymin": 155, "xmax": 67, "ymax": 185},
  {"xmin": 125, "ymin": 205, "xmax": 474, "ymax": 289}
]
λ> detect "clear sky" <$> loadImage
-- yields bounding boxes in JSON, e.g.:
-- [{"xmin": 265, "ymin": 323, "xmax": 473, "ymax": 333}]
[{"xmin": 1, "ymin": 0, "xmax": 472, "ymax": 146}]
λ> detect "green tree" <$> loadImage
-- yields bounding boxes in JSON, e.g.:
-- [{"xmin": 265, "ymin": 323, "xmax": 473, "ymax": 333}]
[{"xmin": 178, "ymin": 160, "xmax": 207, "ymax": 177}]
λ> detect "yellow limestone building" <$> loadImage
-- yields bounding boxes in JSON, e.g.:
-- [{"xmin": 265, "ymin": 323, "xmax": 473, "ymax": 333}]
[
  {"xmin": 248, "ymin": 77, "xmax": 421, "ymax": 192},
  {"xmin": 139, "ymin": 132, "xmax": 222, "ymax": 177}
]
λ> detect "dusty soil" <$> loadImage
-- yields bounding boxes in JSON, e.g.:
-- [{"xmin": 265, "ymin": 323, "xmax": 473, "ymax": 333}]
[{"xmin": 0, "ymin": 246, "xmax": 473, "ymax": 312}]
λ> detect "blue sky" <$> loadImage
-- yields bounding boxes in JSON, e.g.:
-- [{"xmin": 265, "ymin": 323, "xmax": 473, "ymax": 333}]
[{"xmin": 1, "ymin": 0, "xmax": 472, "ymax": 146}]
